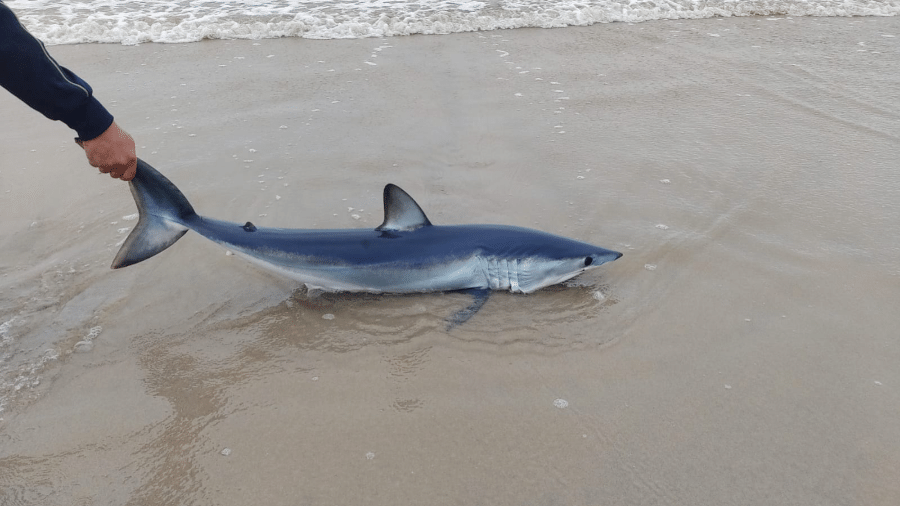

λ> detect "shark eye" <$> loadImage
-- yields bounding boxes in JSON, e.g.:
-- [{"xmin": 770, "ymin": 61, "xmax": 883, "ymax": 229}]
[{"xmin": 584, "ymin": 256, "xmax": 593, "ymax": 267}]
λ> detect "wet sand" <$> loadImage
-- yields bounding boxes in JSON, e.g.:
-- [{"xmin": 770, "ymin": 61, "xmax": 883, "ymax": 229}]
[{"xmin": 2, "ymin": 16, "xmax": 899, "ymax": 505}]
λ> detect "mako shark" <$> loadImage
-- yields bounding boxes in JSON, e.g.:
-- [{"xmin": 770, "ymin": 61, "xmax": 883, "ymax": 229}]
[{"xmin": 114, "ymin": 159, "xmax": 622, "ymax": 325}]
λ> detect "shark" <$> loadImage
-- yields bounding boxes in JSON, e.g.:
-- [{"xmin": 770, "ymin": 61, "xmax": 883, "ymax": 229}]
[{"xmin": 113, "ymin": 159, "xmax": 622, "ymax": 325}]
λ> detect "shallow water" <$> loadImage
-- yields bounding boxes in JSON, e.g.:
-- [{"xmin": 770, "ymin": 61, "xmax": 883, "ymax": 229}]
[{"xmin": 1, "ymin": 16, "xmax": 899, "ymax": 505}]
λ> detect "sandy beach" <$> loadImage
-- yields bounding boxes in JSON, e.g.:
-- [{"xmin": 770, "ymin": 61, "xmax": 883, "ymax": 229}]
[{"xmin": 1, "ymin": 15, "xmax": 899, "ymax": 505}]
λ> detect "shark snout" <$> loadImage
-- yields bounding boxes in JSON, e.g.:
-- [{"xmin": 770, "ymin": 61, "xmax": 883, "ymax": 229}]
[{"xmin": 589, "ymin": 249, "xmax": 623, "ymax": 266}]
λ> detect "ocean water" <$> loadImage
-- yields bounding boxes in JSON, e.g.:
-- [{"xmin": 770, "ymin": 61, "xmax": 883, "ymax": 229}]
[{"xmin": 7, "ymin": 0, "xmax": 900, "ymax": 45}]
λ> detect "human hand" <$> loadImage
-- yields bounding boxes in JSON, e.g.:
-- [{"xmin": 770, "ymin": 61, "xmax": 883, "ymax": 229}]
[{"xmin": 77, "ymin": 121, "xmax": 137, "ymax": 181}]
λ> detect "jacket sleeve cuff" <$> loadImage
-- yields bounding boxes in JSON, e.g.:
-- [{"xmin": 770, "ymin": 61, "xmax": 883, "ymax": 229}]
[{"xmin": 70, "ymin": 97, "xmax": 114, "ymax": 141}]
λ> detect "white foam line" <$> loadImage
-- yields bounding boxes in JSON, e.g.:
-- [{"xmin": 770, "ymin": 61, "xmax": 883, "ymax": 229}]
[{"xmin": 11, "ymin": 0, "xmax": 898, "ymax": 45}]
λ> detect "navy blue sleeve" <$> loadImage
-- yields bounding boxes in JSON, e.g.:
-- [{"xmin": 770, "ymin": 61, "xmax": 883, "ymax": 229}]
[{"xmin": 0, "ymin": 2, "xmax": 114, "ymax": 141}]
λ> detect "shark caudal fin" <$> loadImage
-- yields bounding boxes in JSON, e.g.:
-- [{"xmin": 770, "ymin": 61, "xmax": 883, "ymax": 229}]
[{"xmin": 111, "ymin": 159, "xmax": 197, "ymax": 269}]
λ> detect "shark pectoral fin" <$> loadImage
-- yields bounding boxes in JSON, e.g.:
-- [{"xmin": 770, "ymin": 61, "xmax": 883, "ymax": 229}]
[
  {"xmin": 446, "ymin": 288, "xmax": 491, "ymax": 330},
  {"xmin": 375, "ymin": 184, "xmax": 432, "ymax": 232}
]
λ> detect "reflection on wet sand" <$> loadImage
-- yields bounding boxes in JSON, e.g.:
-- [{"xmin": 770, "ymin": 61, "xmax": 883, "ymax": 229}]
[{"xmin": 113, "ymin": 278, "xmax": 619, "ymax": 504}]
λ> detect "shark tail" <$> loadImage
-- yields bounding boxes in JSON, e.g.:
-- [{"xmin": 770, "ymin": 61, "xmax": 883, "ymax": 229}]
[{"xmin": 112, "ymin": 159, "xmax": 197, "ymax": 269}]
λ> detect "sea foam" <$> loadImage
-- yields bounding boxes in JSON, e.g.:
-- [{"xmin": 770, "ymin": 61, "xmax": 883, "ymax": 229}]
[{"xmin": 7, "ymin": 0, "xmax": 899, "ymax": 45}]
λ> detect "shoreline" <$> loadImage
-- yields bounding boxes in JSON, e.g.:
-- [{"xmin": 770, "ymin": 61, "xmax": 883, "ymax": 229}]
[{"xmin": 2, "ymin": 16, "xmax": 899, "ymax": 505}]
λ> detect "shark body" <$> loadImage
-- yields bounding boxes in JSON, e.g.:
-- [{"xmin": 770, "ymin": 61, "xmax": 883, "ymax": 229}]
[{"xmin": 114, "ymin": 160, "xmax": 621, "ymax": 321}]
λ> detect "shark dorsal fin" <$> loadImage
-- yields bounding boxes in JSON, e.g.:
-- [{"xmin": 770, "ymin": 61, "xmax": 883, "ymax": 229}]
[{"xmin": 375, "ymin": 184, "xmax": 432, "ymax": 232}]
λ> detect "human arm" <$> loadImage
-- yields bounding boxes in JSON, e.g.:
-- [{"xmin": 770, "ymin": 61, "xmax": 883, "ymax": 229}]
[{"xmin": 0, "ymin": 2, "xmax": 136, "ymax": 180}]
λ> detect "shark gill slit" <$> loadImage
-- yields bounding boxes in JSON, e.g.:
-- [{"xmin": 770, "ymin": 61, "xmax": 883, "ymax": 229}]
[
  {"xmin": 478, "ymin": 257, "xmax": 520, "ymax": 291},
  {"xmin": 510, "ymin": 258, "xmax": 521, "ymax": 292}
]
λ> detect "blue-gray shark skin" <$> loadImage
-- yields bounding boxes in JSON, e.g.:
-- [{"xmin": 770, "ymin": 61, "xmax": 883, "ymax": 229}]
[{"xmin": 114, "ymin": 159, "xmax": 622, "ymax": 296}]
